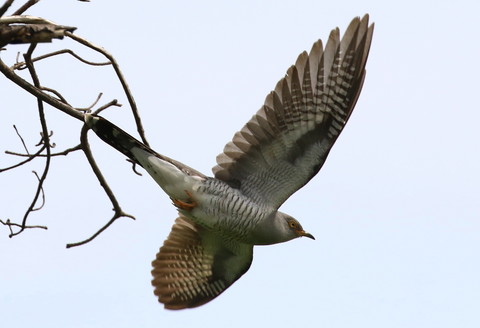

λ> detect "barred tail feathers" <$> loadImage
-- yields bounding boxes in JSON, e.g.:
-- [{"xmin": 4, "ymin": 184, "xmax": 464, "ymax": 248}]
[
  {"xmin": 84, "ymin": 114, "xmax": 150, "ymax": 165},
  {"xmin": 84, "ymin": 114, "xmax": 207, "ymax": 179}
]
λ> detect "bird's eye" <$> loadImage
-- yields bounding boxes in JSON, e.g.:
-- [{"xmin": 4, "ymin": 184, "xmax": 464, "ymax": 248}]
[{"xmin": 288, "ymin": 220, "xmax": 297, "ymax": 229}]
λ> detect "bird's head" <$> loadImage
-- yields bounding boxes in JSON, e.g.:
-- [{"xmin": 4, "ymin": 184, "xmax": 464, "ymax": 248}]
[
  {"xmin": 253, "ymin": 211, "xmax": 315, "ymax": 245},
  {"xmin": 284, "ymin": 215, "xmax": 315, "ymax": 241},
  {"xmin": 279, "ymin": 212, "xmax": 315, "ymax": 241}
]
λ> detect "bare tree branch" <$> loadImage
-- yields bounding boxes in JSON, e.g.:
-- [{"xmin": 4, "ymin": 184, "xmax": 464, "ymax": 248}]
[
  {"xmin": 35, "ymin": 129, "xmax": 54, "ymax": 147},
  {"xmin": 0, "ymin": 0, "xmax": 14, "ymax": 17},
  {"xmin": 7, "ymin": 42, "xmax": 52, "ymax": 237},
  {"xmin": 76, "ymin": 92, "xmax": 103, "ymax": 112},
  {"xmin": 0, "ymin": 15, "xmax": 56, "ymax": 24},
  {"xmin": 1, "ymin": 145, "xmax": 45, "ymax": 172},
  {"xmin": 12, "ymin": 48, "xmax": 111, "ymax": 71},
  {"xmin": 0, "ymin": 57, "xmax": 85, "ymax": 120},
  {"xmin": 66, "ymin": 122, "xmax": 135, "ymax": 248},
  {"xmin": 5, "ymin": 144, "xmax": 81, "ymax": 158},
  {"xmin": 1, "ymin": 1, "xmax": 148, "ymax": 245},
  {"xmin": 0, "ymin": 219, "xmax": 47, "ymax": 236},
  {"xmin": 13, "ymin": 124, "xmax": 31, "ymax": 154},
  {"xmin": 66, "ymin": 31, "xmax": 150, "ymax": 147},
  {"xmin": 92, "ymin": 99, "xmax": 121, "ymax": 115},
  {"xmin": 0, "ymin": 15, "xmax": 76, "ymax": 47},
  {"xmin": 12, "ymin": 0, "xmax": 40, "ymax": 16},
  {"xmin": 39, "ymin": 86, "xmax": 69, "ymax": 104},
  {"xmin": 30, "ymin": 170, "xmax": 45, "ymax": 211}
]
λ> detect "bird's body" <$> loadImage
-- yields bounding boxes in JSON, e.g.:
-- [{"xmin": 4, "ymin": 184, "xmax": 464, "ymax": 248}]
[{"xmin": 86, "ymin": 15, "xmax": 374, "ymax": 309}]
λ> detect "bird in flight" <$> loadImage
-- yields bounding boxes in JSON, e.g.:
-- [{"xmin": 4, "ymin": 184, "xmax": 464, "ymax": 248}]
[{"xmin": 86, "ymin": 14, "xmax": 374, "ymax": 310}]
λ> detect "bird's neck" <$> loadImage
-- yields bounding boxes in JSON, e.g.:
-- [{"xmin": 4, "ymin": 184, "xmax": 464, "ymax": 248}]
[{"xmin": 250, "ymin": 212, "xmax": 292, "ymax": 246}]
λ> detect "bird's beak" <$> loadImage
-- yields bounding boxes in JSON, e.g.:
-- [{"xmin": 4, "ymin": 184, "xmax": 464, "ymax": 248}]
[{"xmin": 300, "ymin": 231, "xmax": 315, "ymax": 240}]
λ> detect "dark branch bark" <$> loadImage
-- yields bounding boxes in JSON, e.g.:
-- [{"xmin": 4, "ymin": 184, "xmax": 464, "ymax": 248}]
[
  {"xmin": 0, "ymin": 219, "xmax": 47, "ymax": 236},
  {"xmin": 0, "ymin": 0, "xmax": 14, "ymax": 17},
  {"xmin": 0, "ymin": 23, "xmax": 76, "ymax": 47},
  {"xmin": 13, "ymin": 49, "xmax": 111, "ymax": 70},
  {"xmin": 5, "ymin": 144, "xmax": 82, "ymax": 158},
  {"xmin": 1, "ymin": 145, "xmax": 45, "ymax": 172},
  {"xmin": 12, "ymin": 0, "xmax": 40, "ymax": 15},
  {"xmin": 0, "ymin": 57, "xmax": 85, "ymax": 121}
]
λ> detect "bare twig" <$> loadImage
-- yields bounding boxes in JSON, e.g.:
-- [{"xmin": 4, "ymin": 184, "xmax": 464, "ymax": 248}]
[
  {"xmin": 13, "ymin": 125, "xmax": 30, "ymax": 154},
  {"xmin": 67, "ymin": 119, "xmax": 135, "ymax": 248},
  {"xmin": 13, "ymin": 49, "xmax": 111, "ymax": 71},
  {"xmin": 8, "ymin": 42, "xmax": 52, "ymax": 237},
  {"xmin": 50, "ymin": 144, "xmax": 82, "ymax": 155},
  {"xmin": 2, "ymin": 117, "xmax": 50, "ymax": 174},
  {"xmin": 0, "ymin": 219, "xmax": 48, "ymax": 237},
  {"xmin": 12, "ymin": 0, "xmax": 40, "ymax": 15},
  {"xmin": 76, "ymin": 92, "xmax": 103, "ymax": 112},
  {"xmin": 40, "ymin": 86, "xmax": 69, "ymax": 104},
  {"xmin": 0, "ymin": 145, "xmax": 45, "ymax": 172},
  {"xmin": 127, "ymin": 159, "xmax": 143, "ymax": 176},
  {"xmin": 66, "ymin": 210, "xmax": 134, "ymax": 248},
  {"xmin": 31, "ymin": 170, "xmax": 45, "ymax": 211},
  {"xmin": 92, "ymin": 99, "xmax": 121, "ymax": 115},
  {"xmin": 36, "ymin": 129, "xmax": 54, "ymax": 147},
  {"xmin": 0, "ymin": 0, "xmax": 14, "ymax": 17},
  {"xmin": 5, "ymin": 144, "xmax": 82, "ymax": 158}
]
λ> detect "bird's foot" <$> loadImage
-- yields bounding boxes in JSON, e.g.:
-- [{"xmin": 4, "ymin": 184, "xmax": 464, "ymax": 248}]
[{"xmin": 171, "ymin": 190, "xmax": 197, "ymax": 211}]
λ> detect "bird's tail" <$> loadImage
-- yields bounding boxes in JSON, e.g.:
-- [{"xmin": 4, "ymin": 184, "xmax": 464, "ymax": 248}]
[
  {"xmin": 85, "ymin": 114, "xmax": 207, "ymax": 178},
  {"xmin": 84, "ymin": 114, "xmax": 152, "ymax": 166}
]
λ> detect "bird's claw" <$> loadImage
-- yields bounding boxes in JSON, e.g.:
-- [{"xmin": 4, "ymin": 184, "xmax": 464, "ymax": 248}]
[{"xmin": 171, "ymin": 190, "xmax": 197, "ymax": 211}]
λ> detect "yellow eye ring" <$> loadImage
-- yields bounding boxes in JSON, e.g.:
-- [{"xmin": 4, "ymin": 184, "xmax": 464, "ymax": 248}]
[{"xmin": 288, "ymin": 220, "xmax": 297, "ymax": 229}]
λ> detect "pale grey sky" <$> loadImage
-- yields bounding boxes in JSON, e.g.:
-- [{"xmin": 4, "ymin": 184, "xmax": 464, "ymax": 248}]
[{"xmin": 1, "ymin": 1, "xmax": 479, "ymax": 327}]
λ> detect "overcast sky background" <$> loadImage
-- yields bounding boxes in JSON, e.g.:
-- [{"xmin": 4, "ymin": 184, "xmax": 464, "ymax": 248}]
[{"xmin": 1, "ymin": 1, "xmax": 479, "ymax": 327}]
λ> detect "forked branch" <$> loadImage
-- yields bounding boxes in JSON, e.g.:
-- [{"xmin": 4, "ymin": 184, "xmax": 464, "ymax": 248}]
[
  {"xmin": 66, "ymin": 123, "xmax": 136, "ymax": 248},
  {"xmin": 0, "ymin": 0, "xmax": 148, "ymax": 244}
]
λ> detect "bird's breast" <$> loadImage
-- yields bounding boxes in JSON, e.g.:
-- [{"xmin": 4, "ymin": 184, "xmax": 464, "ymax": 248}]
[{"xmin": 187, "ymin": 178, "xmax": 272, "ymax": 243}]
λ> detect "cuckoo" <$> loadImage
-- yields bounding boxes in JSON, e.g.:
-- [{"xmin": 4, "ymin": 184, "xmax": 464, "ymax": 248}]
[{"xmin": 85, "ymin": 14, "xmax": 374, "ymax": 310}]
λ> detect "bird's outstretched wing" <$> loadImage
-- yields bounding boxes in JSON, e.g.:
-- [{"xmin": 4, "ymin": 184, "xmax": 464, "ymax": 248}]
[
  {"xmin": 151, "ymin": 215, "xmax": 253, "ymax": 310},
  {"xmin": 213, "ymin": 15, "xmax": 374, "ymax": 208}
]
